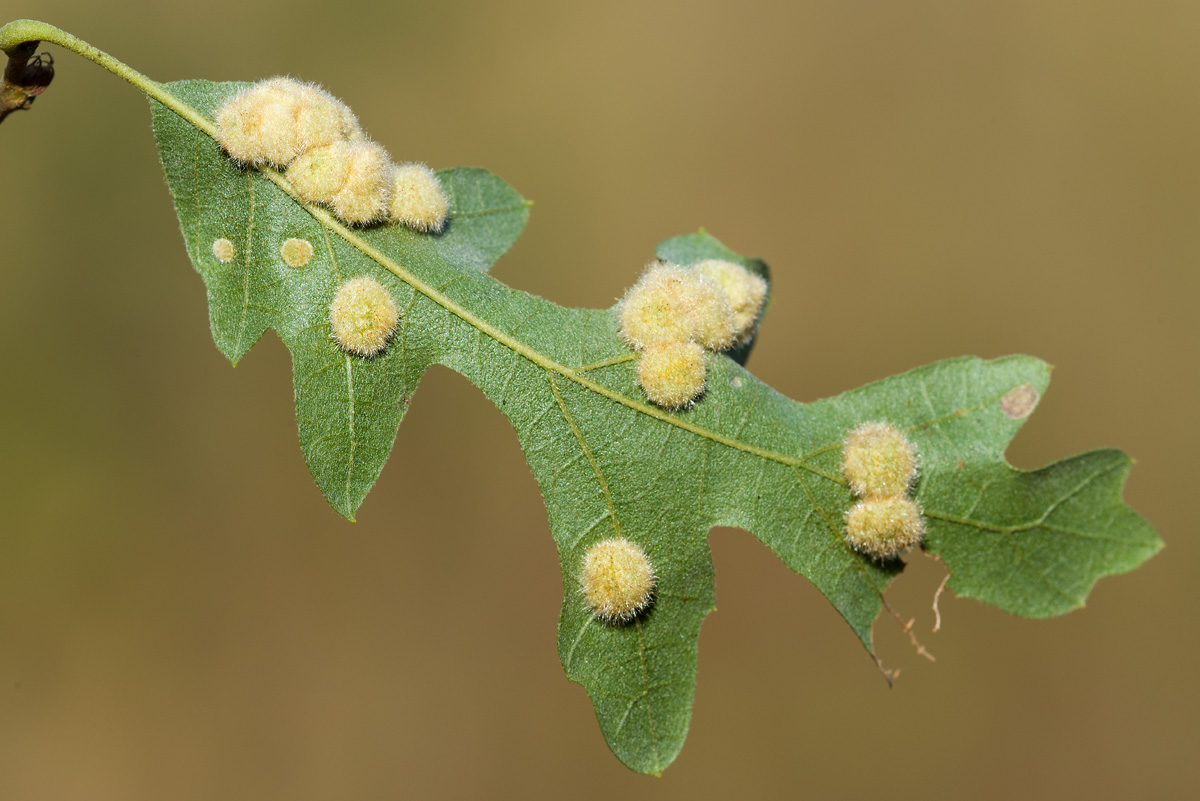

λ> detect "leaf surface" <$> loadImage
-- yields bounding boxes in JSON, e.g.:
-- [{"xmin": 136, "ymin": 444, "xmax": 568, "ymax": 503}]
[{"xmin": 150, "ymin": 80, "xmax": 1161, "ymax": 774}]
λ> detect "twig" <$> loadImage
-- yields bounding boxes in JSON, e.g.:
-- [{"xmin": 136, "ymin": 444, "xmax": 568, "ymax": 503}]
[{"xmin": 0, "ymin": 40, "xmax": 53, "ymax": 123}]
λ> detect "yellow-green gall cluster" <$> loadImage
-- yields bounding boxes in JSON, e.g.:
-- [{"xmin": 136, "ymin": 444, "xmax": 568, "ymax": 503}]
[
  {"xmin": 328, "ymin": 275, "xmax": 400, "ymax": 357},
  {"xmin": 580, "ymin": 538, "xmax": 656, "ymax": 624},
  {"xmin": 841, "ymin": 421, "xmax": 925, "ymax": 560},
  {"xmin": 215, "ymin": 77, "xmax": 448, "ymax": 232},
  {"xmin": 693, "ymin": 259, "xmax": 768, "ymax": 345},
  {"xmin": 617, "ymin": 260, "xmax": 767, "ymax": 409},
  {"xmin": 288, "ymin": 140, "xmax": 394, "ymax": 225},
  {"xmin": 215, "ymin": 78, "xmax": 361, "ymax": 168}
]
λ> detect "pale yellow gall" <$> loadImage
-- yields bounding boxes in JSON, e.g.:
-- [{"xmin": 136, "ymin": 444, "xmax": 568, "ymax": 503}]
[
  {"xmin": 389, "ymin": 163, "xmax": 450, "ymax": 233},
  {"xmin": 694, "ymin": 259, "xmax": 767, "ymax": 343},
  {"xmin": 580, "ymin": 538, "xmax": 656, "ymax": 624},
  {"xmin": 328, "ymin": 276, "xmax": 400, "ymax": 357},
  {"xmin": 211, "ymin": 238, "xmax": 236, "ymax": 264},
  {"xmin": 843, "ymin": 496, "xmax": 926, "ymax": 560},
  {"xmin": 215, "ymin": 77, "xmax": 362, "ymax": 167},
  {"xmin": 842, "ymin": 421, "xmax": 919, "ymax": 499},
  {"xmin": 214, "ymin": 81, "xmax": 295, "ymax": 166},
  {"xmin": 284, "ymin": 79, "xmax": 362, "ymax": 149},
  {"xmin": 280, "ymin": 238, "xmax": 314, "ymax": 268},
  {"xmin": 287, "ymin": 140, "xmax": 394, "ymax": 225},
  {"xmin": 618, "ymin": 263, "xmax": 735, "ymax": 352},
  {"xmin": 637, "ymin": 340, "xmax": 707, "ymax": 409}
]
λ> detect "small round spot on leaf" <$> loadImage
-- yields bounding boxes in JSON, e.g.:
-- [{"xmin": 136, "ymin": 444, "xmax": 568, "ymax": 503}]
[
  {"xmin": 328, "ymin": 276, "xmax": 400, "ymax": 357},
  {"xmin": 212, "ymin": 238, "xmax": 236, "ymax": 264},
  {"xmin": 638, "ymin": 340, "xmax": 707, "ymax": 409},
  {"xmin": 842, "ymin": 421, "xmax": 918, "ymax": 499},
  {"xmin": 580, "ymin": 538, "xmax": 656, "ymax": 624},
  {"xmin": 280, "ymin": 237, "xmax": 314, "ymax": 268},
  {"xmin": 844, "ymin": 496, "xmax": 926, "ymax": 560},
  {"xmin": 1001, "ymin": 383, "xmax": 1040, "ymax": 420}
]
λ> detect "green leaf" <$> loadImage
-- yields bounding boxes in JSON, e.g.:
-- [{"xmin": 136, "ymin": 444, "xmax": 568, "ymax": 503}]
[
  {"xmin": 927, "ymin": 448, "xmax": 1160, "ymax": 616},
  {"xmin": 149, "ymin": 80, "xmax": 1161, "ymax": 774}
]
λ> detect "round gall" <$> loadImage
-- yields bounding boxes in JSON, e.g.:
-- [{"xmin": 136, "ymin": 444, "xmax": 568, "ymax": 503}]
[
  {"xmin": 637, "ymin": 340, "xmax": 707, "ymax": 409},
  {"xmin": 389, "ymin": 163, "xmax": 450, "ymax": 233},
  {"xmin": 842, "ymin": 421, "xmax": 919, "ymax": 499},
  {"xmin": 844, "ymin": 496, "xmax": 926, "ymax": 560},
  {"xmin": 580, "ymin": 538, "xmax": 656, "ymax": 624},
  {"xmin": 694, "ymin": 259, "xmax": 767, "ymax": 343},
  {"xmin": 328, "ymin": 276, "xmax": 400, "ymax": 357}
]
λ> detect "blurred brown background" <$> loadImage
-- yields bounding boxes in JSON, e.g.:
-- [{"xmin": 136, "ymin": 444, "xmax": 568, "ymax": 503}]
[{"xmin": 0, "ymin": 1, "xmax": 1195, "ymax": 798}]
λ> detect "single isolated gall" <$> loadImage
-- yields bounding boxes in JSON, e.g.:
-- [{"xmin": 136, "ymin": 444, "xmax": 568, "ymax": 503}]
[
  {"xmin": 215, "ymin": 77, "xmax": 361, "ymax": 168},
  {"xmin": 328, "ymin": 275, "xmax": 400, "ymax": 357},
  {"xmin": 280, "ymin": 237, "xmax": 314, "ymax": 268},
  {"xmin": 638, "ymin": 340, "xmax": 707, "ymax": 409},
  {"xmin": 580, "ymin": 538, "xmax": 656, "ymax": 624},
  {"xmin": 287, "ymin": 140, "xmax": 394, "ymax": 225},
  {"xmin": 618, "ymin": 263, "xmax": 735, "ymax": 352},
  {"xmin": 843, "ymin": 496, "xmax": 926, "ymax": 560},
  {"xmin": 842, "ymin": 421, "xmax": 919, "ymax": 499},
  {"xmin": 693, "ymin": 259, "xmax": 767, "ymax": 343},
  {"xmin": 389, "ymin": 163, "xmax": 450, "ymax": 233},
  {"xmin": 211, "ymin": 238, "xmax": 236, "ymax": 264}
]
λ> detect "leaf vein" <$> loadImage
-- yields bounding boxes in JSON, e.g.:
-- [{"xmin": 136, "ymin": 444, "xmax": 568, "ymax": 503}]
[
  {"xmin": 237, "ymin": 173, "xmax": 255, "ymax": 356},
  {"xmin": 563, "ymin": 617, "xmax": 591, "ymax": 673},
  {"xmin": 793, "ymin": 465, "xmax": 886, "ymax": 596},
  {"xmin": 343, "ymin": 356, "xmax": 357, "ymax": 507},
  {"xmin": 549, "ymin": 374, "xmax": 621, "ymax": 541},
  {"xmin": 634, "ymin": 620, "xmax": 662, "ymax": 770}
]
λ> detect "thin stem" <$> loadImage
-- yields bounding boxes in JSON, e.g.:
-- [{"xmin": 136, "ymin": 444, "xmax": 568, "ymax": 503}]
[{"xmin": 0, "ymin": 19, "xmax": 214, "ymax": 135}]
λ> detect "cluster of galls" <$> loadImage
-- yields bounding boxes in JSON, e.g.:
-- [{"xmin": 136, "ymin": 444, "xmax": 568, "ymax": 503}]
[
  {"xmin": 214, "ymin": 77, "xmax": 456, "ymax": 358},
  {"xmin": 840, "ymin": 422, "xmax": 925, "ymax": 560},
  {"xmin": 215, "ymin": 77, "xmax": 448, "ymax": 232},
  {"xmin": 574, "ymin": 421, "xmax": 927, "ymax": 626},
  {"xmin": 617, "ymin": 260, "xmax": 767, "ymax": 409}
]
